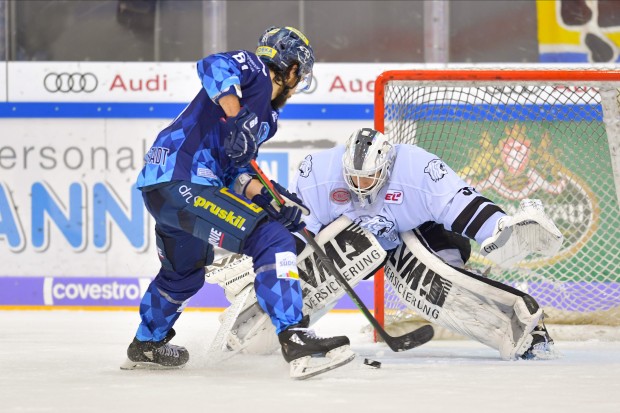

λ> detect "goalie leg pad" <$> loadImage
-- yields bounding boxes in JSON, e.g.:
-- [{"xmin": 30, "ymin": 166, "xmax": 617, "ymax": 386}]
[
  {"xmin": 226, "ymin": 302, "xmax": 279, "ymax": 355},
  {"xmin": 207, "ymin": 217, "xmax": 386, "ymax": 357},
  {"xmin": 296, "ymin": 216, "xmax": 387, "ymax": 316},
  {"xmin": 386, "ymin": 230, "xmax": 543, "ymax": 360},
  {"xmin": 500, "ymin": 294, "xmax": 542, "ymax": 359},
  {"xmin": 205, "ymin": 253, "xmax": 255, "ymax": 302},
  {"xmin": 205, "ymin": 284, "xmax": 255, "ymax": 365}
]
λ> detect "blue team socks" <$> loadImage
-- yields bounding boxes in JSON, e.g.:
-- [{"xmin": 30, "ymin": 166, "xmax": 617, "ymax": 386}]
[
  {"xmin": 135, "ymin": 282, "xmax": 187, "ymax": 342},
  {"xmin": 254, "ymin": 271, "xmax": 304, "ymax": 334}
]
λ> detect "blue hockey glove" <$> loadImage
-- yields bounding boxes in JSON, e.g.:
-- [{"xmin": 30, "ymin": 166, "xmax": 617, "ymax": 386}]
[
  {"xmin": 252, "ymin": 181, "xmax": 309, "ymax": 233},
  {"xmin": 222, "ymin": 107, "xmax": 259, "ymax": 168}
]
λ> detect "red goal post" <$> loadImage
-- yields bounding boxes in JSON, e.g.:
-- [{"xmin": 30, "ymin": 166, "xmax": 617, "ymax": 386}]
[{"xmin": 373, "ymin": 68, "xmax": 620, "ymax": 337}]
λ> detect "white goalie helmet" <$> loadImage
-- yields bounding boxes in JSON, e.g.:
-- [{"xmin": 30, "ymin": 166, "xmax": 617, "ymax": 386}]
[{"xmin": 342, "ymin": 128, "xmax": 396, "ymax": 206}]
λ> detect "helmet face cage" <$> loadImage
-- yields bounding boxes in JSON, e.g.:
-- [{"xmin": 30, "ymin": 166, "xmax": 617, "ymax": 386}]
[
  {"xmin": 256, "ymin": 26, "xmax": 315, "ymax": 91},
  {"xmin": 342, "ymin": 128, "xmax": 396, "ymax": 206}
]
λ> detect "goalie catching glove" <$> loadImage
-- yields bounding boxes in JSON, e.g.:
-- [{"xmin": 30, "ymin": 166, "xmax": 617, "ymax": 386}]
[
  {"xmin": 480, "ymin": 199, "xmax": 563, "ymax": 268},
  {"xmin": 221, "ymin": 107, "xmax": 259, "ymax": 167},
  {"xmin": 252, "ymin": 180, "xmax": 309, "ymax": 232}
]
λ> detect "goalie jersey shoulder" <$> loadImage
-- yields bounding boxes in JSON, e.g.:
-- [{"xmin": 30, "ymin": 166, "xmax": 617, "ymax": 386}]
[
  {"xmin": 297, "ymin": 145, "xmax": 345, "ymax": 185},
  {"xmin": 388, "ymin": 144, "xmax": 465, "ymax": 204},
  {"xmin": 381, "ymin": 144, "xmax": 478, "ymax": 231},
  {"xmin": 391, "ymin": 145, "xmax": 460, "ymax": 188},
  {"xmin": 391, "ymin": 144, "xmax": 506, "ymax": 242},
  {"xmin": 295, "ymin": 145, "xmax": 350, "ymax": 232}
]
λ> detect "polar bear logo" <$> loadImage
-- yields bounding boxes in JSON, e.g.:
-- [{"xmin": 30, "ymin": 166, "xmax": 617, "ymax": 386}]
[
  {"xmin": 299, "ymin": 155, "xmax": 312, "ymax": 178},
  {"xmin": 355, "ymin": 215, "xmax": 398, "ymax": 242},
  {"xmin": 424, "ymin": 159, "xmax": 448, "ymax": 182}
]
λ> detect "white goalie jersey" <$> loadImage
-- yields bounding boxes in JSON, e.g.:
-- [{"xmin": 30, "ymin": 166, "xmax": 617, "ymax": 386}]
[{"xmin": 294, "ymin": 144, "xmax": 506, "ymax": 250}]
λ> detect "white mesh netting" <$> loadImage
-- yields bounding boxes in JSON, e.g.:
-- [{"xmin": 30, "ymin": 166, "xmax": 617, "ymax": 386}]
[{"xmin": 375, "ymin": 69, "xmax": 620, "ymax": 339}]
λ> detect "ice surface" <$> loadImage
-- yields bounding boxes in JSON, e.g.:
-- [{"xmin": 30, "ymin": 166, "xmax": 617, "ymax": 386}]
[{"xmin": 1, "ymin": 310, "xmax": 619, "ymax": 413}]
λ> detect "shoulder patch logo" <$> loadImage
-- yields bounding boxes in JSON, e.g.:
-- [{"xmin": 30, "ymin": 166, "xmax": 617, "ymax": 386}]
[
  {"xmin": 299, "ymin": 155, "xmax": 312, "ymax": 177},
  {"xmin": 385, "ymin": 190, "xmax": 403, "ymax": 204},
  {"xmin": 424, "ymin": 159, "xmax": 448, "ymax": 182},
  {"xmin": 330, "ymin": 188, "xmax": 351, "ymax": 204}
]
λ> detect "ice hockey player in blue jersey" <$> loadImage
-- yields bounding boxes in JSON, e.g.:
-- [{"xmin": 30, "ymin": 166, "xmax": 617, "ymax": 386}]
[{"xmin": 121, "ymin": 26, "xmax": 354, "ymax": 378}]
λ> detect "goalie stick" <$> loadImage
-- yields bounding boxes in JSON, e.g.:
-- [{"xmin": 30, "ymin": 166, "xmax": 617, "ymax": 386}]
[{"xmin": 249, "ymin": 159, "xmax": 434, "ymax": 352}]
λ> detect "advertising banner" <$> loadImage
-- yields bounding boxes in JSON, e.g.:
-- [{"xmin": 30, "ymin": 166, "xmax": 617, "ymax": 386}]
[
  {"xmin": 1, "ymin": 62, "xmax": 411, "ymax": 119},
  {"xmin": 0, "ymin": 117, "xmax": 299, "ymax": 277},
  {"xmin": 0, "ymin": 61, "xmax": 424, "ymax": 310},
  {"xmin": 537, "ymin": 0, "xmax": 620, "ymax": 63},
  {"xmin": 0, "ymin": 114, "xmax": 344, "ymax": 308},
  {"xmin": 0, "ymin": 63, "xmax": 6, "ymax": 101},
  {"xmin": 0, "ymin": 276, "xmax": 374, "ymax": 310}
]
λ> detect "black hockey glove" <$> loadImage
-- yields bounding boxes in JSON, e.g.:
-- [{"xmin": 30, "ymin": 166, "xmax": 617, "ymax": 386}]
[
  {"xmin": 252, "ymin": 181, "xmax": 309, "ymax": 233},
  {"xmin": 222, "ymin": 107, "xmax": 259, "ymax": 168}
]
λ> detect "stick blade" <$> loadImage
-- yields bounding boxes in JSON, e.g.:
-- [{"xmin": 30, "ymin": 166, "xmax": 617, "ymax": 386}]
[{"xmin": 386, "ymin": 324, "xmax": 434, "ymax": 352}]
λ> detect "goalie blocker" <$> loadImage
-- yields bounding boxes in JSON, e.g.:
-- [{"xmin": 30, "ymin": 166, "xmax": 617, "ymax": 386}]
[{"xmin": 386, "ymin": 229, "xmax": 543, "ymax": 360}]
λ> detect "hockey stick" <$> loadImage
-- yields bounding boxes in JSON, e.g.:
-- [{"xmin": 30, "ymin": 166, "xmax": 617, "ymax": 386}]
[{"xmin": 249, "ymin": 159, "xmax": 434, "ymax": 352}]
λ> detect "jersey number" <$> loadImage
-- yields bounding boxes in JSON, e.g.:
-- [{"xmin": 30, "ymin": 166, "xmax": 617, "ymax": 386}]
[{"xmin": 232, "ymin": 52, "xmax": 249, "ymax": 71}]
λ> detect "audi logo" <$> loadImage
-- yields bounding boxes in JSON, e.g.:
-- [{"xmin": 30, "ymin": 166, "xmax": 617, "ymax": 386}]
[{"xmin": 44, "ymin": 72, "xmax": 98, "ymax": 93}]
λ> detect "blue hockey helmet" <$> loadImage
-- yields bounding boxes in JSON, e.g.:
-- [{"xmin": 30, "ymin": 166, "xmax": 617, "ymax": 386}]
[{"xmin": 256, "ymin": 26, "xmax": 315, "ymax": 91}]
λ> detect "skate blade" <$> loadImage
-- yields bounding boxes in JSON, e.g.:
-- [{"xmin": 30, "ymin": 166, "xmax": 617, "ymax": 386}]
[
  {"xmin": 289, "ymin": 345, "xmax": 356, "ymax": 380},
  {"xmin": 523, "ymin": 344, "xmax": 561, "ymax": 360},
  {"xmin": 120, "ymin": 358, "xmax": 186, "ymax": 370}
]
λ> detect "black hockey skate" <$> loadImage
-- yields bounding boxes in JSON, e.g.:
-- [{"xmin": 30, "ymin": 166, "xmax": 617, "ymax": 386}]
[
  {"xmin": 121, "ymin": 328, "xmax": 189, "ymax": 370},
  {"xmin": 521, "ymin": 317, "xmax": 558, "ymax": 360},
  {"xmin": 278, "ymin": 315, "xmax": 355, "ymax": 379}
]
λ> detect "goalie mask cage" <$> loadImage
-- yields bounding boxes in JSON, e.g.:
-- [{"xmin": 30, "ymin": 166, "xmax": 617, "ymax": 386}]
[{"xmin": 373, "ymin": 68, "xmax": 620, "ymax": 339}]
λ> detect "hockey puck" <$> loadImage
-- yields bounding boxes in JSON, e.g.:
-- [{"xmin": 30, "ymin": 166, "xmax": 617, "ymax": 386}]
[{"xmin": 363, "ymin": 358, "xmax": 381, "ymax": 368}]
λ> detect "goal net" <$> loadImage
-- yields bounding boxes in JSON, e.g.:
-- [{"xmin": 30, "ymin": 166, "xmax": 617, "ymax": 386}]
[{"xmin": 373, "ymin": 68, "xmax": 620, "ymax": 340}]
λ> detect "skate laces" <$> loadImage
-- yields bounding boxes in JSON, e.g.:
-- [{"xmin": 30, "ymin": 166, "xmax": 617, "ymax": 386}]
[
  {"xmin": 522, "ymin": 314, "xmax": 557, "ymax": 359},
  {"xmin": 534, "ymin": 313, "xmax": 553, "ymax": 343},
  {"xmin": 290, "ymin": 327, "xmax": 319, "ymax": 339},
  {"xmin": 527, "ymin": 334, "xmax": 555, "ymax": 358},
  {"xmin": 155, "ymin": 344, "xmax": 180, "ymax": 357}
]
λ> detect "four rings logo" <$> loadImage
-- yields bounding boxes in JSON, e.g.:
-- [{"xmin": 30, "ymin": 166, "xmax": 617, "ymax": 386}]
[{"xmin": 44, "ymin": 72, "xmax": 98, "ymax": 93}]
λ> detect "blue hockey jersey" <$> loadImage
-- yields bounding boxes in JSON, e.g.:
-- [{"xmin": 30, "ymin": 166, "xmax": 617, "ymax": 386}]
[{"xmin": 137, "ymin": 50, "xmax": 279, "ymax": 190}]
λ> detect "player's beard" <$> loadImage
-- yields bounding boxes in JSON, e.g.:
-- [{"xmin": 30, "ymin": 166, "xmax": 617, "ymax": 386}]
[{"xmin": 271, "ymin": 86, "xmax": 293, "ymax": 110}]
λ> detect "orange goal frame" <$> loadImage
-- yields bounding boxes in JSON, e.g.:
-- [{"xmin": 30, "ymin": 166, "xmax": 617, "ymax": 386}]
[{"xmin": 372, "ymin": 68, "xmax": 620, "ymax": 338}]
